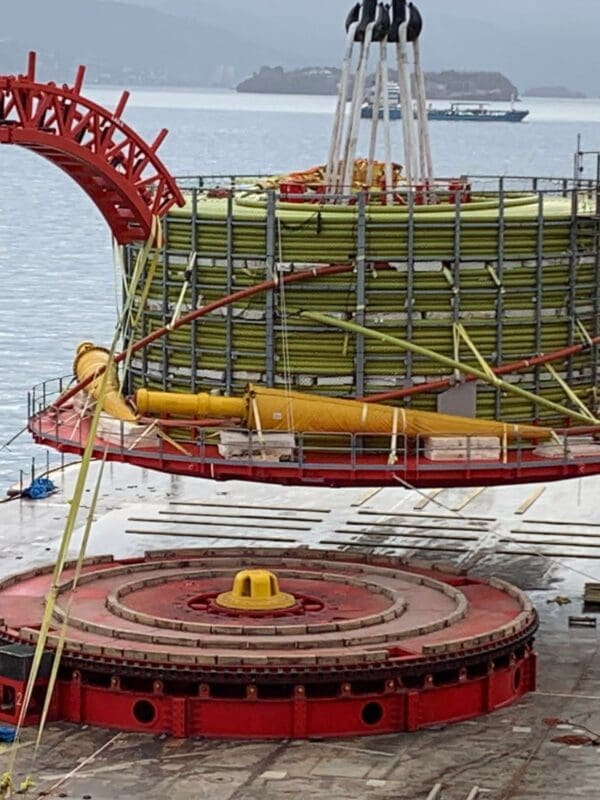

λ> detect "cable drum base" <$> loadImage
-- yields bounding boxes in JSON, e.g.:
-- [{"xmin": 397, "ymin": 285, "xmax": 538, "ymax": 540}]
[{"xmin": 0, "ymin": 548, "xmax": 537, "ymax": 739}]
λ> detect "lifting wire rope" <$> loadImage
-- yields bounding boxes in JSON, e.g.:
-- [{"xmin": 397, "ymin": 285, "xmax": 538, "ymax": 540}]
[
  {"xmin": 367, "ymin": 5, "xmax": 393, "ymax": 192},
  {"xmin": 340, "ymin": 1, "xmax": 378, "ymax": 195},
  {"xmin": 327, "ymin": 0, "xmax": 434, "ymax": 200},
  {"xmin": 392, "ymin": 0, "xmax": 419, "ymax": 185},
  {"xmin": 1, "ymin": 220, "xmax": 162, "ymax": 796},
  {"xmin": 325, "ymin": 3, "xmax": 360, "ymax": 190}
]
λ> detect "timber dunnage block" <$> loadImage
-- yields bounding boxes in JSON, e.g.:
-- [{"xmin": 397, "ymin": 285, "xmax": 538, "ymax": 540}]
[{"xmin": 423, "ymin": 436, "xmax": 501, "ymax": 462}]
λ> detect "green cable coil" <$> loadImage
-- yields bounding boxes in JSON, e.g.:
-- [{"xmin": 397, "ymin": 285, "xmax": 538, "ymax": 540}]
[{"xmin": 124, "ymin": 182, "xmax": 600, "ymax": 425}]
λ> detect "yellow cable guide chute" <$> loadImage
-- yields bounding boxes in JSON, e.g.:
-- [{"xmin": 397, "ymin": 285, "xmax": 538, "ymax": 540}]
[{"xmin": 135, "ymin": 384, "xmax": 552, "ymax": 442}]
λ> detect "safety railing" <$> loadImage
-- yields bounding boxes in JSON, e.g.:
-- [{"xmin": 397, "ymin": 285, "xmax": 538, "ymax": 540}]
[
  {"xmin": 27, "ymin": 377, "xmax": 600, "ymax": 479},
  {"xmin": 173, "ymin": 171, "xmax": 600, "ymax": 196}
]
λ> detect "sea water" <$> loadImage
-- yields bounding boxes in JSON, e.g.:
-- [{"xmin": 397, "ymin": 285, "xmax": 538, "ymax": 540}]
[{"xmin": 1, "ymin": 90, "xmax": 600, "ymax": 490}]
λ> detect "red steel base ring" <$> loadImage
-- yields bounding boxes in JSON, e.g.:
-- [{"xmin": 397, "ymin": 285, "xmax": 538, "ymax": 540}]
[{"xmin": 0, "ymin": 548, "xmax": 537, "ymax": 739}]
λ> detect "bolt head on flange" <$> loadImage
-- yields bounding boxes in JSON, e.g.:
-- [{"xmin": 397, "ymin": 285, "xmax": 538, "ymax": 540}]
[{"xmin": 216, "ymin": 569, "xmax": 296, "ymax": 611}]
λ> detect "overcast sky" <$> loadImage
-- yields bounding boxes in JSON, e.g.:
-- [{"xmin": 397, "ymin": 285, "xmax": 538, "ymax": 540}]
[
  {"xmin": 5, "ymin": 0, "xmax": 600, "ymax": 93},
  {"xmin": 128, "ymin": 0, "xmax": 600, "ymax": 93}
]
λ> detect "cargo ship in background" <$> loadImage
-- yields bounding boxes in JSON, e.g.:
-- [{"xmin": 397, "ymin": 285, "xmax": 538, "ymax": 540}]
[
  {"xmin": 361, "ymin": 91, "xmax": 530, "ymax": 122},
  {"xmin": 0, "ymin": 1, "xmax": 599, "ymax": 798}
]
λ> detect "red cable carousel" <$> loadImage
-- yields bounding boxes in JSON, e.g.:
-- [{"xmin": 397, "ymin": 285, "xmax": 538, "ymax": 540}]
[{"xmin": 0, "ymin": 549, "xmax": 536, "ymax": 738}]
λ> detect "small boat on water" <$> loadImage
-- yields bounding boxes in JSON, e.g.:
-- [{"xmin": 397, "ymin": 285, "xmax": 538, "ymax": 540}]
[
  {"xmin": 361, "ymin": 95, "xmax": 529, "ymax": 122},
  {"xmin": 429, "ymin": 101, "xmax": 529, "ymax": 122}
]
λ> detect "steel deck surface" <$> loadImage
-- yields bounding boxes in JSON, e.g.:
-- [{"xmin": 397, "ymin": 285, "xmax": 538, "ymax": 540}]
[{"xmin": 1, "ymin": 462, "xmax": 599, "ymax": 798}]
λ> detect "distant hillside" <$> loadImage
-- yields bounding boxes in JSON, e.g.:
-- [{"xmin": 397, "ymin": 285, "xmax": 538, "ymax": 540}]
[
  {"xmin": 237, "ymin": 67, "xmax": 342, "ymax": 95},
  {"xmin": 120, "ymin": 0, "xmax": 600, "ymax": 96},
  {"xmin": 426, "ymin": 71, "xmax": 518, "ymax": 102},
  {"xmin": 3, "ymin": 0, "xmax": 599, "ymax": 94},
  {"xmin": 238, "ymin": 66, "xmax": 518, "ymax": 101},
  {"xmin": 524, "ymin": 86, "xmax": 586, "ymax": 99},
  {"xmin": 0, "ymin": 0, "xmax": 290, "ymax": 86}
]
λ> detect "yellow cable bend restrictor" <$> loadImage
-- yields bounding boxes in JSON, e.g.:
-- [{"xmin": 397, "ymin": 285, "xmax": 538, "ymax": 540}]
[{"xmin": 135, "ymin": 389, "xmax": 246, "ymax": 420}]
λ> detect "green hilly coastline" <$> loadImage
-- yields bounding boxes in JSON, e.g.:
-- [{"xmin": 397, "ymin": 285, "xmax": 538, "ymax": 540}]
[{"xmin": 238, "ymin": 67, "xmax": 519, "ymax": 102}]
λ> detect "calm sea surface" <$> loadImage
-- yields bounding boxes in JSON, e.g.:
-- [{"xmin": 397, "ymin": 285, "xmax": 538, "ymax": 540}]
[{"xmin": 1, "ymin": 90, "xmax": 600, "ymax": 489}]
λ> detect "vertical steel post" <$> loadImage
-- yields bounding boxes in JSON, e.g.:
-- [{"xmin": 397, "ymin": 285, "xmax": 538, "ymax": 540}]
[
  {"xmin": 161, "ymin": 216, "xmax": 169, "ymax": 392},
  {"xmin": 405, "ymin": 190, "xmax": 415, "ymax": 400},
  {"xmin": 453, "ymin": 194, "xmax": 462, "ymax": 324},
  {"xmin": 226, "ymin": 189, "xmax": 235, "ymax": 394},
  {"xmin": 495, "ymin": 178, "xmax": 506, "ymax": 418},
  {"xmin": 190, "ymin": 188, "xmax": 199, "ymax": 394},
  {"xmin": 534, "ymin": 192, "xmax": 544, "ymax": 417},
  {"xmin": 593, "ymin": 155, "xmax": 600, "ymax": 390},
  {"xmin": 574, "ymin": 134, "xmax": 582, "ymax": 188},
  {"xmin": 567, "ymin": 183, "xmax": 579, "ymax": 386},
  {"xmin": 265, "ymin": 190, "xmax": 276, "ymax": 387},
  {"xmin": 355, "ymin": 191, "xmax": 367, "ymax": 397}
]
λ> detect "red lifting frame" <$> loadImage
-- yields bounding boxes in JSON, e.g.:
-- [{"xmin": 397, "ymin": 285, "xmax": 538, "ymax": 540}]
[{"xmin": 0, "ymin": 53, "xmax": 184, "ymax": 243}]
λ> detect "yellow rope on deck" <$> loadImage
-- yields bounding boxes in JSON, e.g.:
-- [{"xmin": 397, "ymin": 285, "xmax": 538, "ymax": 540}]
[
  {"xmin": 34, "ymin": 453, "xmax": 108, "ymax": 752},
  {"xmin": 2, "ymin": 218, "xmax": 162, "ymax": 796}
]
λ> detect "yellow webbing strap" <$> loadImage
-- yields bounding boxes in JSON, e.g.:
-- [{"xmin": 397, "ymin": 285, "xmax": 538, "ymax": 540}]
[
  {"xmin": 452, "ymin": 323, "xmax": 461, "ymax": 381},
  {"xmin": 121, "ymin": 217, "xmax": 163, "ymax": 383},
  {"xmin": 544, "ymin": 362, "xmax": 598, "ymax": 422},
  {"xmin": 125, "ymin": 215, "xmax": 158, "ymax": 299},
  {"xmin": 123, "ymin": 221, "xmax": 154, "ymax": 324},
  {"xmin": 576, "ymin": 318, "xmax": 594, "ymax": 347},
  {"xmin": 388, "ymin": 406, "xmax": 399, "ymax": 465},
  {"xmin": 250, "ymin": 395, "xmax": 267, "ymax": 460},
  {"xmin": 19, "ymin": 776, "xmax": 35, "ymax": 793},
  {"xmin": 112, "ymin": 237, "xmax": 125, "ymax": 315},
  {"xmin": 4, "ymin": 221, "xmax": 160, "ymax": 791},
  {"xmin": 169, "ymin": 250, "xmax": 196, "ymax": 330},
  {"xmin": 130, "ymin": 216, "xmax": 163, "ymax": 332},
  {"xmin": 5, "ymin": 342, "xmax": 116, "ymax": 787},
  {"xmin": 156, "ymin": 429, "xmax": 192, "ymax": 457},
  {"xmin": 454, "ymin": 323, "xmax": 496, "ymax": 381},
  {"xmin": 34, "ymin": 453, "xmax": 108, "ymax": 753},
  {"xmin": 486, "ymin": 264, "xmax": 502, "ymax": 289}
]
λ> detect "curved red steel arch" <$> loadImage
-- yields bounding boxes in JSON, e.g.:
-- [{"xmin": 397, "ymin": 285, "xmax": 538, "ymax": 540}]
[{"xmin": 0, "ymin": 53, "xmax": 185, "ymax": 244}]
